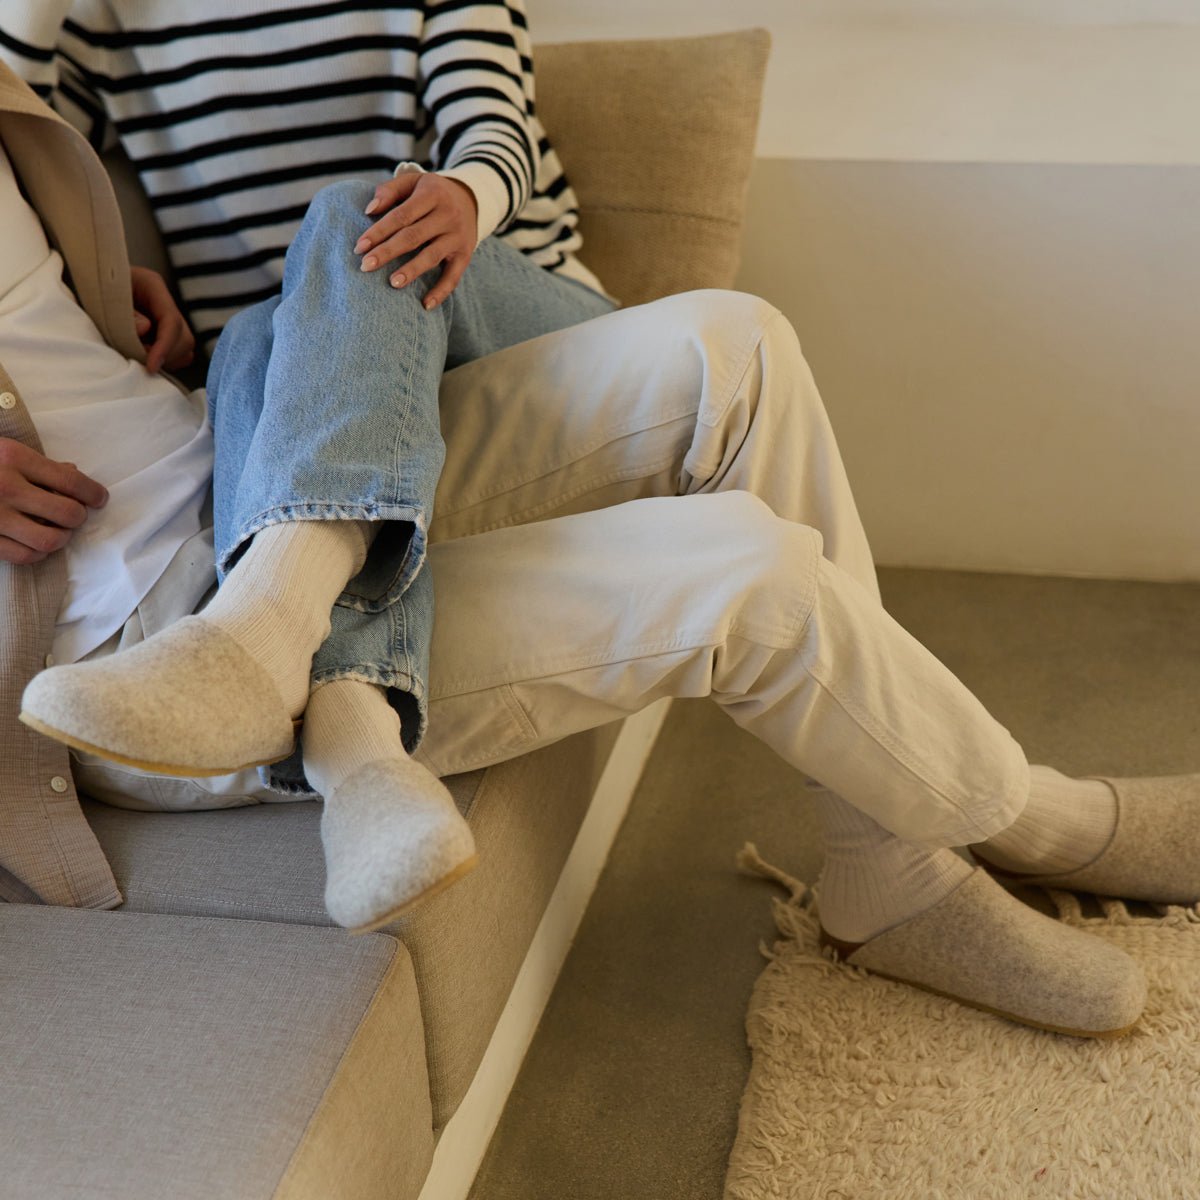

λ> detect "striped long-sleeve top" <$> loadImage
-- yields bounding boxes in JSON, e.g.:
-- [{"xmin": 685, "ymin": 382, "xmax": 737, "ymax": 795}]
[{"xmin": 0, "ymin": 0, "xmax": 599, "ymax": 345}]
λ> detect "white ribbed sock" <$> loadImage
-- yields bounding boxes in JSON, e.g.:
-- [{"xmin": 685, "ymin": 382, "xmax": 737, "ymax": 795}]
[
  {"xmin": 302, "ymin": 677, "xmax": 407, "ymax": 798},
  {"xmin": 815, "ymin": 791, "xmax": 972, "ymax": 944},
  {"xmin": 978, "ymin": 765, "xmax": 1116, "ymax": 874},
  {"xmin": 200, "ymin": 521, "xmax": 371, "ymax": 717},
  {"xmin": 307, "ymin": 678, "xmax": 477, "ymax": 930}
]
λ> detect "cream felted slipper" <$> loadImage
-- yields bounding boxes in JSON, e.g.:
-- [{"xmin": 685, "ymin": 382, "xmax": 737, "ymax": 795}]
[
  {"xmin": 972, "ymin": 774, "xmax": 1200, "ymax": 904},
  {"xmin": 19, "ymin": 616, "xmax": 296, "ymax": 776},
  {"xmin": 821, "ymin": 869, "xmax": 1145, "ymax": 1038},
  {"xmin": 321, "ymin": 758, "xmax": 479, "ymax": 933}
]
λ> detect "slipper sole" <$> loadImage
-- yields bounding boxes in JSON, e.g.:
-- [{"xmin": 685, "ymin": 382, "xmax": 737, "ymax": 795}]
[
  {"xmin": 346, "ymin": 853, "xmax": 480, "ymax": 934},
  {"xmin": 856, "ymin": 963, "xmax": 1138, "ymax": 1040},
  {"xmin": 18, "ymin": 709, "xmax": 298, "ymax": 778}
]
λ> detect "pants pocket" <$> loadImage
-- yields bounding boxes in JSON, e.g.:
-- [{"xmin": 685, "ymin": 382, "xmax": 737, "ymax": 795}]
[{"xmin": 414, "ymin": 684, "xmax": 538, "ymax": 777}]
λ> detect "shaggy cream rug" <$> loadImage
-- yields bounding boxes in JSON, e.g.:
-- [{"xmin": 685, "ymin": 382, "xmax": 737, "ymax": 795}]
[{"xmin": 724, "ymin": 846, "xmax": 1200, "ymax": 1200}]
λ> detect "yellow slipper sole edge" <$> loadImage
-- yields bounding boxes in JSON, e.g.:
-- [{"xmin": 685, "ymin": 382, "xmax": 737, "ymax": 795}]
[
  {"xmin": 17, "ymin": 709, "xmax": 299, "ymax": 779},
  {"xmin": 346, "ymin": 854, "xmax": 480, "ymax": 935}
]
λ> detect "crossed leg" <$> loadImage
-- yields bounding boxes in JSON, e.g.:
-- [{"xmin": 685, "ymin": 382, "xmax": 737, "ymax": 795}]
[{"xmin": 23, "ymin": 288, "xmax": 1198, "ymax": 1034}]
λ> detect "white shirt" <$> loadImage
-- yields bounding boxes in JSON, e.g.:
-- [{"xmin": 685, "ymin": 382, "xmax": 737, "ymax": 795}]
[{"xmin": 0, "ymin": 141, "xmax": 212, "ymax": 663}]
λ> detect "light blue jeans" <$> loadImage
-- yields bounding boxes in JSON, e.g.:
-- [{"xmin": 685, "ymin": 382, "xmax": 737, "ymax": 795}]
[{"xmin": 206, "ymin": 180, "xmax": 614, "ymax": 789}]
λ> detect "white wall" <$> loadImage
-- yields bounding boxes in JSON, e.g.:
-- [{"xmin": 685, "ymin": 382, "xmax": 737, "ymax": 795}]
[
  {"xmin": 530, "ymin": 2, "xmax": 1200, "ymax": 163},
  {"xmin": 530, "ymin": 3, "xmax": 1200, "ymax": 580},
  {"xmin": 535, "ymin": 0, "xmax": 1200, "ymax": 23},
  {"xmin": 741, "ymin": 159, "xmax": 1200, "ymax": 581}
]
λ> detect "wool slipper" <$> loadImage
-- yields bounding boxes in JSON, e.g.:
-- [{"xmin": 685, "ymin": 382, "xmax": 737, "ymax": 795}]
[
  {"xmin": 321, "ymin": 757, "xmax": 479, "ymax": 933},
  {"xmin": 971, "ymin": 774, "xmax": 1200, "ymax": 905},
  {"xmin": 820, "ymin": 869, "xmax": 1145, "ymax": 1038},
  {"xmin": 19, "ymin": 616, "xmax": 296, "ymax": 776}
]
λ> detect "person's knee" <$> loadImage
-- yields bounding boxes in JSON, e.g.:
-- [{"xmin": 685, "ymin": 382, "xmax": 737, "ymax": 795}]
[
  {"xmin": 648, "ymin": 289, "xmax": 781, "ymax": 355},
  {"xmin": 302, "ymin": 179, "xmax": 376, "ymax": 235},
  {"xmin": 718, "ymin": 490, "xmax": 821, "ymax": 568},
  {"xmin": 218, "ymin": 300, "xmax": 267, "ymax": 346},
  {"xmin": 208, "ymin": 299, "xmax": 271, "ymax": 380},
  {"xmin": 674, "ymin": 491, "xmax": 824, "ymax": 629},
  {"xmin": 643, "ymin": 290, "xmax": 815, "ymax": 420}
]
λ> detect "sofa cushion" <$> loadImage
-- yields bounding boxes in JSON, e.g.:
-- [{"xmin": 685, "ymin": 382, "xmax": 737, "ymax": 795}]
[
  {"xmin": 535, "ymin": 30, "xmax": 771, "ymax": 306},
  {"xmin": 0, "ymin": 906, "xmax": 433, "ymax": 1200},
  {"xmin": 84, "ymin": 723, "xmax": 619, "ymax": 1130}
]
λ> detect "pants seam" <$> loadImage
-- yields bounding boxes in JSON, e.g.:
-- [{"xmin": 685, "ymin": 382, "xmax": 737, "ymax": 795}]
[
  {"xmin": 430, "ymin": 631, "xmax": 734, "ymax": 699},
  {"xmin": 804, "ymin": 662, "xmax": 1012, "ymax": 841},
  {"xmin": 435, "ymin": 454, "xmax": 687, "ymax": 539},
  {"xmin": 698, "ymin": 307, "xmax": 782, "ymax": 430},
  {"xmin": 435, "ymin": 410, "xmax": 700, "ymax": 522},
  {"xmin": 499, "ymin": 683, "xmax": 538, "ymax": 741}
]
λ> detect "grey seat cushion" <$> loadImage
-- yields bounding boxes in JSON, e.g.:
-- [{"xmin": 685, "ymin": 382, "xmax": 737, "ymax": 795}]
[
  {"xmin": 83, "ymin": 724, "xmax": 619, "ymax": 1129},
  {"xmin": 0, "ymin": 906, "xmax": 433, "ymax": 1200}
]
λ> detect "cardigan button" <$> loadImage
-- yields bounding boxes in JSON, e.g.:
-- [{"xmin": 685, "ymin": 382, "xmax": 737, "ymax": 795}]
[
  {"xmin": 0, "ymin": 392, "xmax": 17, "ymax": 409},
  {"xmin": 50, "ymin": 776, "xmax": 70, "ymax": 793}
]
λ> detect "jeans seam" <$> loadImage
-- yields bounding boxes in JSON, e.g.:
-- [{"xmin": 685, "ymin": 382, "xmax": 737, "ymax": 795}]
[
  {"xmin": 389, "ymin": 280, "xmax": 424, "ymax": 519},
  {"xmin": 219, "ymin": 504, "xmax": 425, "ymax": 610},
  {"xmin": 310, "ymin": 665, "xmax": 422, "ymax": 699}
]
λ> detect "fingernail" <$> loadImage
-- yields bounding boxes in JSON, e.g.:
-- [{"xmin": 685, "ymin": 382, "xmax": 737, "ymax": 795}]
[
  {"xmin": 390, "ymin": 273, "xmax": 405, "ymax": 288},
  {"xmin": 364, "ymin": 198, "xmax": 380, "ymax": 215},
  {"xmin": 424, "ymin": 297, "xmax": 437, "ymax": 310},
  {"xmin": 360, "ymin": 256, "xmax": 377, "ymax": 271},
  {"xmin": 354, "ymin": 236, "xmax": 370, "ymax": 254}
]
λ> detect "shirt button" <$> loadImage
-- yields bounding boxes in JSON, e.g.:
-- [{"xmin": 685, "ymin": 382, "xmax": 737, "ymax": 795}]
[
  {"xmin": 50, "ymin": 776, "xmax": 70, "ymax": 793},
  {"xmin": 0, "ymin": 392, "xmax": 16, "ymax": 409}
]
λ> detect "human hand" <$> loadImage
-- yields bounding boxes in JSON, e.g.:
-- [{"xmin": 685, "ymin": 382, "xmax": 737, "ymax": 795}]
[
  {"xmin": 130, "ymin": 266, "xmax": 196, "ymax": 374},
  {"xmin": 354, "ymin": 172, "xmax": 479, "ymax": 309},
  {"xmin": 0, "ymin": 438, "xmax": 108, "ymax": 565}
]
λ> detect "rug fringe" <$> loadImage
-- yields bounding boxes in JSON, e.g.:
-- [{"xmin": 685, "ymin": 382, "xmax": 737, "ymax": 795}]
[
  {"xmin": 736, "ymin": 842, "xmax": 809, "ymax": 904},
  {"xmin": 1048, "ymin": 888, "xmax": 1200, "ymax": 928},
  {"xmin": 736, "ymin": 844, "xmax": 826, "ymax": 961}
]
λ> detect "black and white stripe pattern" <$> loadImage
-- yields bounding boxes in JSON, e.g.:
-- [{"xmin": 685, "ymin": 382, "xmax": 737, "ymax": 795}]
[{"xmin": 1, "ymin": 0, "xmax": 590, "ymax": 345}]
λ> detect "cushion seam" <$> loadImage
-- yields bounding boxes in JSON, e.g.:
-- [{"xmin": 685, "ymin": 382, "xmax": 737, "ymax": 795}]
[{"xmin": 270, "ymin": 944, "xmax": 407, "ymax": 1200}]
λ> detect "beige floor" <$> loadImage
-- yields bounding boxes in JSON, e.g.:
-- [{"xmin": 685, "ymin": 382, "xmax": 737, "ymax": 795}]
[{"xmin": 468, "ymin": 567, "xmax": 1200, "ymax": 1200}]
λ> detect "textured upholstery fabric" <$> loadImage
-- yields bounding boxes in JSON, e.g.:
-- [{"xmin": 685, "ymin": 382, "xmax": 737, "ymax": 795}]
[
  {"xmin": 82, "ymin": 770, "xmax": 484, "ymax": 925},
  {"xmin": 0, "ymin": 906, "xmax": 433, "ymax": 1200},
  {"xmin": 85, "ymin": 724, "xmax": 620, "ymax": 1129},
  {"xmin": 535, "ymin": 30, "xmax": 771, "ymax": 306}
]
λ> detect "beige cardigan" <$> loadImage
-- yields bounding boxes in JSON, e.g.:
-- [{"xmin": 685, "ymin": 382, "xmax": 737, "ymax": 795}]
[{"xmin": 0, "ymin": 60, "xmax": 144, "ymax": 909}]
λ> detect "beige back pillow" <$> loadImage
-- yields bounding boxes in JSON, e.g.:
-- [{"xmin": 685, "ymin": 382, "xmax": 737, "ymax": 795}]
[{"xmin": 535, "ymin": 29, "xmax": 771, "ymax": 306}]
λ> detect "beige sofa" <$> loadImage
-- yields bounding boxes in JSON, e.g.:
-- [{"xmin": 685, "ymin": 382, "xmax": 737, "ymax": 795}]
[{"xmin": 0, "ymin": 31, "xmax": 769, "ymax": 1200}]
